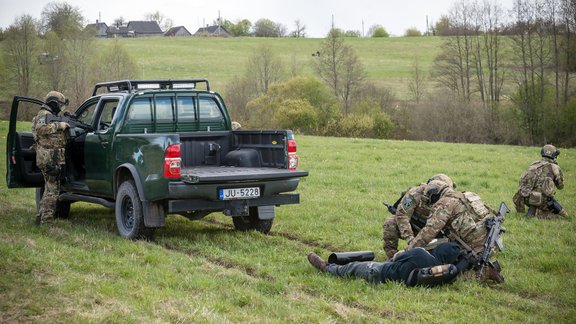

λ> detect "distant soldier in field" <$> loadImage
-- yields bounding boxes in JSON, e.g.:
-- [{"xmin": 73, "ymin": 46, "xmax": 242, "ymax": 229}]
[
  {"xmin": 32, "ymin": 91, "xmax": 70, "ymax": 225},
  {"xmin": 512, "ymin": 145, "xmax": 567, "ymax": 219},
  {"xmin": 406, "ymin": 180, "xmax": 504, "ymax": 283},
  {"xmin": 382, "ymin": 174, "xmax": 455, "ymax": 259}
]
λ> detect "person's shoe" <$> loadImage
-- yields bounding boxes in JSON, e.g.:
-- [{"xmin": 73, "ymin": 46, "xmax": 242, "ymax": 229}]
[
  {"xmin": 307, "ymin": 252, "xmax": 327, "ymax": 271},
  {"xmin": 559, "ymin": 209, "xmax": 568, "ymax": 217},
  {"xmin": 479, "ymin": 264, "xmax": 504, "ymax": 284}
]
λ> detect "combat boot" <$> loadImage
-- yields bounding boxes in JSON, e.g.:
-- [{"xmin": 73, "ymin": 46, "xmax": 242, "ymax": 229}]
[{"xmin": 307, "ymin": 252, "xmax": 327, "ymax": 271}]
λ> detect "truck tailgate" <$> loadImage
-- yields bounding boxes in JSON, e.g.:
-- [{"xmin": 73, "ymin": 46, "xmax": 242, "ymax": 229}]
[{"xmin": 181, "ymin": 166, "xmax": 308, "ymax": 183}]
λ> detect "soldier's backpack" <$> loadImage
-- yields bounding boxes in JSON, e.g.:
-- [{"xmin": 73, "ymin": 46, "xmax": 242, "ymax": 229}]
[{"xmin": 519, "ymin": 161, "xmax": 555, "ymax": 205}]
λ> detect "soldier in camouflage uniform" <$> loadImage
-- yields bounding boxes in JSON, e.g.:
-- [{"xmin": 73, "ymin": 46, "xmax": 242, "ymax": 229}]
[
  {"xmin": 382, "ymin": 174, "xmax": 455, "ymax": 259},
  {"xmin": 512, "ymin": 144, "xmax": 566, "ymax": 219},
  {"xmin": 32, "ymin": 91, "xmax": 70, "ymax": 225},
  {"xmin": 406, "ymin": 180, "xmax": 504, "ymax": 283}
]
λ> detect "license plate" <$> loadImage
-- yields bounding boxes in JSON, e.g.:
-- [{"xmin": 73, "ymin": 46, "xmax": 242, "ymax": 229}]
[{"xmin": 219, "ymin": 187, "xmax": 260, "ymax": 200}]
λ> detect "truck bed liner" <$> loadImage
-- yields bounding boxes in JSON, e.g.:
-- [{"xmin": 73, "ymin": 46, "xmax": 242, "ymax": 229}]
[{"xmin": 181, "ymin": 166, "xmax": 308, "ymax": 183}]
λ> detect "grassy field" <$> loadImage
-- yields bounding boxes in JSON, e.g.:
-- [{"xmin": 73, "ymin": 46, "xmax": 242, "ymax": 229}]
[
  {"xmin": 1, "ymin": 120, "xmax": 575, "ymax": 322},
  {"xmin": 123, "ymin": 36, "xmax": 442, "ymax": 96}
]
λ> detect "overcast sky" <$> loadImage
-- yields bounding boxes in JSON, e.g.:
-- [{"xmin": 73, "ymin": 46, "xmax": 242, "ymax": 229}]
[{"xmin": 1, "ymin": 0, "xmax": 515, "ymax": 37}]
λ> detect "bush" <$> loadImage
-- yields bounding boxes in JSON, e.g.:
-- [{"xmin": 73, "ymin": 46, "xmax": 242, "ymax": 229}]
[
  {"xmin": 327, "ymin": 114, "xmax": 374, "ymax": 138},
  {"xmin": 276, "ymin": 99, "xmax": 318, "ymax": 133},
  {"xmin": 404, "ymin": 28, "xmax": 422, "ymax": 37},
  {"xmin": 372, "ymin": 112, "xmax": 395, "ymax": 138},
  {"xmin": 371, "ymin": 26, "xmax": 389, "ymax": 38}
]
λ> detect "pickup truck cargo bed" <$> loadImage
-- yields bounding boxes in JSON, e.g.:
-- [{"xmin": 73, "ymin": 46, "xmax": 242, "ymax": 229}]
[{"xmin": 181, "ymin": 166, "xmax": 308, "ymax": 183}]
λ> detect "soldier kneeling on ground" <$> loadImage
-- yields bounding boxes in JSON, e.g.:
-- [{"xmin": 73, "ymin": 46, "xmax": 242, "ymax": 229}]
[{"xmin": 512, "ymin": 144, "xmax": 567, "ymax": 219}]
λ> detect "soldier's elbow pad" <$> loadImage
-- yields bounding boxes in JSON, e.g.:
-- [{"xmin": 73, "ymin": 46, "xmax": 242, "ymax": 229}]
[{"xmin": 405, "ymin": 264, "xmax": 459, "ymax": 287}]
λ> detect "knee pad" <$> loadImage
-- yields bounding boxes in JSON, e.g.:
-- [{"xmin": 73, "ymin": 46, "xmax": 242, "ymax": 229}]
[{"xmin": 406, "ymin": 264, "xmax": 459, "ymax": 287}]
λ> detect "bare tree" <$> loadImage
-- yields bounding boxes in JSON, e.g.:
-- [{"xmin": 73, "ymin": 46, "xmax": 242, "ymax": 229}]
[
  {"xmin": 433, "ymin": 0, "xmax": 475, "ymax": 102},
  {"xmin": 96, "ymin": 38, "xmax": 138, "ymax": 81},
  {"xmin": 408, "ymin": 57, "xmax": 425, "ymax": 103},
  {"xmin": 292, "ymin": 19, "xmax": 306, "ymax": 37},
  {"xmin": 3, "ymin": 15, "xmax": 39, "ymax": 97},
  {"xmin": 41, "ymin": 31, "xmax": 66, "ymax": 91},
  {"xmin": 145, "ymin": 10, "xmax": 173, "ymax": 31},
  {"xmin": 63, "ymin": 29, "xmax": 94, "ymax": 105},
  {"xmin": 313, "ymin": 29, "xmax": 365, "ymax": 114},
  {"xmin": 41, "ymin": 1, "xmax": 83, "ymax": 38},
  {"xmin": 114, "ymin": 16, "xmax": 126, "ymax": 27},
  {"xmin": 474, "ymin": 0, "xmax": 506, "ymax": 110},
  {"xmin": 247, "ymin": 46, "xmax": 284, "ymax": 95},
  {"xmin": 511, "ymin": 0, "xmax": 553, "ymax": 144}
]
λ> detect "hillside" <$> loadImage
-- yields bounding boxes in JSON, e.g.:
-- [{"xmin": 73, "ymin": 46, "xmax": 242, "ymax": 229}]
[{"xmin": 90, "ymin": 36, "xmax": 441, "ymax": 98}]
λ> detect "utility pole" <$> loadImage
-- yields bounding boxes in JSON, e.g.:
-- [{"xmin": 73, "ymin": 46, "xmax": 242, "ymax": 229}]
[{"xmin": 332, "ymin": 14, "xmax": 335, "ymax": 30}]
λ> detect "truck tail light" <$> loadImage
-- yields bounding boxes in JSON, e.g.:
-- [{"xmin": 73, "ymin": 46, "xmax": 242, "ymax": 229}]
[
  {"xmin": 163, "ymin": 144, "xmax": 181, "ymax": 178},
  {"xmin": 287, "ymin": 133, "xmax": 299, "ymax": 170}
]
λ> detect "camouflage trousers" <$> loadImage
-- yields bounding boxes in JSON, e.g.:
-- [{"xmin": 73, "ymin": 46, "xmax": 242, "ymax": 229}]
[
  {"xmin": 36, "ymin": 147, "xmax": 65, "ymax": 224},
  {"xmin": 512, "ymin": 190, "xmax": 567, "ymax": 219},
  {"xmin": 512, "ymin": 190, "xmax": 526, "ymax": 213},
  {"xmin": 383, "ymin": 216, "xmax": 401, "ymax": 260}
]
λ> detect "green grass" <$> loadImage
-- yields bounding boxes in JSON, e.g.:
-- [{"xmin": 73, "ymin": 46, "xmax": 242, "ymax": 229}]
[
  {"xmin": 94, "ymin": 36, "xmax": 442, "ymax": 98},
  {"xmin": 1, "ymin": 120, "xmax": 575, "ymax": 322}
]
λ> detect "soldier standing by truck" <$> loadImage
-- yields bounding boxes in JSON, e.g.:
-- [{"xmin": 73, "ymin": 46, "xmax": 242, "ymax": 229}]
[
  {"xmin": 32, "ymin": 91, "xmax": 70, "ymax": 225},
  {"xmin": 512, "ymin": 144, "xmax": 567, "ymax": 219}
]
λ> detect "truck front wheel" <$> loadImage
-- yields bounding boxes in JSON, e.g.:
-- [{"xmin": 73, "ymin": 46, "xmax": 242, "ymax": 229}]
[
  {"xmin": 115, "ymin": 180, "xmax": 154, "ymax": 240},
  {"xmin": 232, "ymin": 206, "xmax": 274, "ymax": 234}
]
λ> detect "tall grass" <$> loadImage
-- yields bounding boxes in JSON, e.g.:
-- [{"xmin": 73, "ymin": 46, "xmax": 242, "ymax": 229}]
[{"xmin": 0, "ymin": 120, "xmax": 574, "ymax": 322}]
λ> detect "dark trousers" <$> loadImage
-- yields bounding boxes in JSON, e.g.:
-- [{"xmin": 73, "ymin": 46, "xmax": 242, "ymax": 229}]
[{"xmin": 326, "ymin": 243, "xmax": 461, "ymax": 284}]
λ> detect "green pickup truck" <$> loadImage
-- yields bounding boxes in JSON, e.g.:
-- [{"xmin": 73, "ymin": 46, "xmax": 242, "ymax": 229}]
[{"xmin": 6, "ymin": 79, "xmax": 308, "ymax": 238}]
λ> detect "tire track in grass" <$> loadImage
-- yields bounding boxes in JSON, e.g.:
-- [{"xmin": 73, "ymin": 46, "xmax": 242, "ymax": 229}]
[
  {"xmin": 161, "ymin": 241, "xmax": 275, "ymax": 281},
  {"xmin": 157, "ymin": 229, "xmax": 384, "ymax": 319},
  {"xmin": 201, "ymin": 218, "xmax": 347, "ymax": 252}
]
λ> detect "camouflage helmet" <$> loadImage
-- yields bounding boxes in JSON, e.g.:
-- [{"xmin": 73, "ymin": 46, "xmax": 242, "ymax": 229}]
[
  {"xmin": 424, "ymin": 179, "xmax": 452, "ymax": 205},
  {"xmin": 428, "ymin": 173, "xmax": 456, "ymax": 189},
  {"xmin": 44, "ymin": 91, "xmax": 68, "ymax": 107},
  {"xmin": 541, "ymin": 144, "xmax": 560, "ymax": 160}
]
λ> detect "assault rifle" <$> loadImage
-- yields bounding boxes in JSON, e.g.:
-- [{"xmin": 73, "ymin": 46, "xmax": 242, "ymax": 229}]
[
  {"xmin": 476, "ymin": 202, "xmax": 509, "ymax": 279},
  {"xmin": 46, "ymin": 112, "xmax": 93, "ymax": 132},
  {"xmin": 383, "ymin": 201, "xmax": 428, "ymax": 235}
]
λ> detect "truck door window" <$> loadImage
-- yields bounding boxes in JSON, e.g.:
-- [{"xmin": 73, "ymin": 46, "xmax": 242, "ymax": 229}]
[
  {"xmin": 199, "ymin": 97, "xmax": 223, "ymax": 122},
  {"xmin": 76, "ymin": 102, "xmax": 97, "ymax": 126},
  {"xmin": 97, "ymin": 99, "xmax": 119, "ymax": 131}
]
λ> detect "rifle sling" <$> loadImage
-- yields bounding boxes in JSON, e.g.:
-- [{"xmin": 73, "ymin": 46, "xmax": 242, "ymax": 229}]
[{"xmin": 446, "ymin": 232, "xmax": 477, "ymax": 258}]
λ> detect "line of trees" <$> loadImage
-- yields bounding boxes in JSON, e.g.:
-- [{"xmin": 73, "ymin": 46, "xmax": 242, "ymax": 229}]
[
  {"xmin": 1, "ymin": 1, "xmax": 138, "ymax": 119},
  {"xmin": 429, "ymin": 0, "xmax": 575, "ymax": 146}
]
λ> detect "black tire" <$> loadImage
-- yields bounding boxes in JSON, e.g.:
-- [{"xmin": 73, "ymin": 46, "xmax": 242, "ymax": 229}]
[
  {"xmin": 232, "ymin": 206, "xmax": 274, "ymax": 234},
  {"xmin": 115, "ymin": 180, "xmax": 153, "ymax": 240},
  {"xmin": 57, "ymin": 201, "xmax": 71, "ymax": 219},
  {"xmin": 35, "ymin": 187, "xmax": 71, "ymax": 219}
]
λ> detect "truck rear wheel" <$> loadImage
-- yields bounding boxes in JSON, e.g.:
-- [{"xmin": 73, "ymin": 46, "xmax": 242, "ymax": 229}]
[
  {"xmin": 115, "ymin": 180, "xmax": 154, "ymax": 240},
  {"xmin": 232, "ymin": 206, "xmax": 274, "ymax": 234}
]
